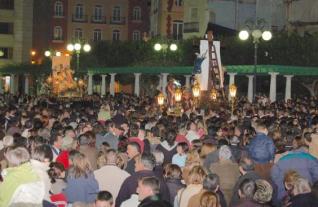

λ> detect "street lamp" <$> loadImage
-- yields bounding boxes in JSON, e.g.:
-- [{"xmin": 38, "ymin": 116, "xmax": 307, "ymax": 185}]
[
  {"xmin": 67, "ymin": 43, "xmax": 91, "ymax": 72},
  {"xmin": 154, "ymin": 42, "xmax": 178, "ymax": 65},
  {"xmin": 229, "ymin": 84, "xmax": 237, "ymax": 117},
  {"xmin": 239, "ymin": 20, "xmax": 272, "ymax": 101}
]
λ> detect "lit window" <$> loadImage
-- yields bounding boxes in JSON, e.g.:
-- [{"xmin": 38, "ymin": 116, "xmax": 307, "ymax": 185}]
[
  {"xmin": 54, "ymin": 1, "xmax": 63, "ymax": 17},
  {"xmin": 53, "ymin": 26, "xmax": 63, "ymax": 40},
  {"xmin": 112, "ymin": 30, "xmax": 120, "ymax": 41},
  {"xmin": 93, "ymin": 29, "xmax": 102, "ymax": 41},
  {"xmin": 132, "ymin": 30, "xmax": 141, "ymax": 41},
  {"xmin": 74, "ymin": 28, "xmax": 83, "ymax": 40},
  {"xmin": 133, "ymin": 7, "xmax": 141, "ymax": 21}
]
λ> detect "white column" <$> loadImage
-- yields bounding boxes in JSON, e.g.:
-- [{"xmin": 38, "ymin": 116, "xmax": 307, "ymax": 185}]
[
  {"xmin": 88, "ymin": 73, "xmax": 93, "ymax": 95},
  {"xmin": 10, "ymin": 74, "xmax": 15, "ymax": 94},
  {"xmin": 101, "ymin": 74, "xmax": 107, "ymax": 96},
  {"xmin": 228, "ymin": 73, "xmax": 237, "ymax": 100},
  {"xmin": 284, "ymin": 75, "xmax": 293, "ymax": 102},
  {"xmin": 0, "ymin": 77, "xmax": 3, "ymax": 94},
  {"xmin": 156, "ymin": 75, "xmax": 163, "ymax": 91},
  {"xmin": 24, "ymin": 74, "xmax": 29, "ymax": 95},
  {"xmin": 247, "ymin": 75, "xmax": 254, "ymax": 103},
  {"xmin": 109, "ymin": 73, "xmax": 116, "ymax": 96},
  {"xmin": 184, "ymin": 75, "xmax": 191, "ymax": 89},
  {"xmin": 161, "ymin": 73, "xmax": 169, "ymax": 95},
  {"xmin": 134, "ymin": 73, "xmax": 141, "ymax": 97},
  {"xmin": 269, "ymin": 72, "xmax": 279, "ymax": 103}
]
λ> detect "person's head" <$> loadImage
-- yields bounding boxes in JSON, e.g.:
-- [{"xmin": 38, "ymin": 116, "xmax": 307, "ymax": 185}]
[
  {"xmin": 253, "ymin": 119, "xmax": 268, "ymax": 135},
  {"xmin": 106, "ymin": 149, "xmax": 117, "ymax": 165},
  {"xmin": 126, "ymin": 142, "xmax": 141, "ymax": 159},
  {"xmin": 48, "ymin": 162, "xmax": 66, "ymax": 183},
  {"xmin": 177, "ymin": 142, "xmax": 189, "ymax": 155},
  {"xmin": 69, "ymin": 153, "xmax": 92, "ymax": 178},
  {"xmin": 5, "ymin": 146, "xmax": 30, "ymax": 167},
  {"xmin": 95, "ymin": 191, "xmax": 113, "ymax": 207},
  {"xmin": 135, "ymin": 153, "xmax": 156, "ymax": 172},
  {"xmin": 253, "ymin": 179, "xmax": 273, "ymax": 204},
  {"xmin": 50, "ymin": 132, "xmax": 63, "ymax": 149},
  {"xmin": 218, "ymin": 145, "xmax": 232, "ymax": 161},
  {"xmin": 165, "ymin": 128, "xmax": 176, "ymax": 147},
  {"xmin": 200, "ymin": 143, "xmax": 216, "ymax": 159},
  {"xmin": 152, "ymin": 150, "xmax": 164, "ymax": 166},
  {"xmin": 31, "ymin": 144, "xmax": 53, "ymax": 165},
  {"xmin": 97, "ymin": 151, "xmax": 107, "ymax": 169},
  {"xmin": 64, "ymin": 127, "xmax": 76, "ymax": 139},
  {"xmin": 203, "ymin": 173, "xmax": 220, "ymax": 192},
  {"xmin": 187, "ymin": 121, "xmax": 197, "ymax": 131},
  {"xmin": 239, "ymin": 156, "xmax": 255, "ymax": 175},
  {"xmin": 185, "ymin": 149, "xmax": 201, "ymax": 166},
  {"xmin": 188, "ymin": 165, "xmax": 207, "ymax": 185},
  {"xmin": 68, "ymin": 149, "xmax": 81, "ymax": 166},
  {"xmin": 199, "ymin": 191, "xmax": 219, "ymax": 207},
  {"xmin": 116, "ymin": 152, "xmax": 128, "ymax": 170},
  {"xmin": 238, "ymin": 178, "xmax": 256, "ymax": 200},
  {"xmin": 284, "ymin": 170, "xmax": 311, "ymax": 196},
  {"xmin": 163, "ymin": 164, "xmax": 182, "ymax": 180},
  {"xmin": 137, "ymin": 176, "xmax": 160, "ymax": 201}
]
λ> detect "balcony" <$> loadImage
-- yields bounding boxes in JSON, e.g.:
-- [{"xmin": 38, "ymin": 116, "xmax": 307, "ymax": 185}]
[
  {"xmin": 184, "ymin": 22, "xmax": 199, "ymax": 33},
  {"xmin": 110, "ymin": 17, "xmax": 126, "ymax": 25},
  {"xmin": 72, "ymin": 14, "xmax": 88, "ymax": 23},
  {"xmin": 91, "ymin": 16, "xmax": 107, "ymax": 24}
]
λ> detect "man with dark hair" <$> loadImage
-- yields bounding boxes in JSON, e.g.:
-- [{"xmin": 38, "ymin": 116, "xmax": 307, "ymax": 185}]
[
  {"xmin": 137, "ymin": 176, "xmax": 171, "ymax": 207},
  {"xmin": 96, "ymin": 121, "xmax": 123, "ymax": 150},
  {"xmin": 116, "ymin": 154, "xmax": 169, "ymax": 207},
  {"xmin": 125, "ymin": 142, "xmax": 141, "ymax": 175},
  {"xmin": 235, "ymin": 179, "xmax": 258, "ymax": 207},
  {"xmin": 94, "ymin": 191, "xmax": 113, "ymax": 207},
  {"xmin": 230, "ymin": 156, "xmax": 261, "ymax": 206},
  {"xmin": 49, "ymin": 132, "xmax": 63, "ymax": 161}
]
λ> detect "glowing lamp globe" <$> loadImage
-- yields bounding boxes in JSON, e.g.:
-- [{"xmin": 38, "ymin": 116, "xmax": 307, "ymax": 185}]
[
  {"xmin": 157, "ymin": 92, "xmax": 165, "ymax": 105},
  {"xmin": 55, "ymin": 51, "xmax": 61, "ymax": 57},
  {"xmin": 78, "ymin": 79, "xmax": 84, "ymax": 86},
  {"xmin": 44, "ymin": 51, "xmax": 51, "ymax": 57},
  {"xmin": 170, "ymin": 44, "xmax": 178, "ymax": 51},
  {"xmin": 262, "ymin": 31, "xmax": 272, "ymax": 41},
  {"xmin": 74, "ymin": 43, "xmax": 81, "ymax": 51},
  {"xmin": 239, "ymin": 30, "xmax": 249, "ymax": 40},
  {"xmin": 83, "ymin": 44, "xmax": 91, "ymax": 52},
  {"xmin": 175, "ymin": 88, "xmax": 182, "ymax": 102},
  {"xmin": 252, "ymin": 29, "xmax": 262, "ymax": 39},
  {"xmin": 229, "ymin": 84, "xmax": 237, "ymax": 98},
  {"xmin": 192, "ymin": 81, "xmax": 200, "ymax": 98},
  {"xmin": 67, "ymin": 44, "xmax": 74, "ymax": 51},
  {"xmin": 154, "ymin": 43, "xmax": 162, "ymax": 51}
]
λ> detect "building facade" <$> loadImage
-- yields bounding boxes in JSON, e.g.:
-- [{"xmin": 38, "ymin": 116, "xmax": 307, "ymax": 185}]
[
  {"xmin": 150, "ymin": 0, "xmax": 184, "ymax": 39},
  {"xmin": 128, "ymin": 0, "xmax": 150, "ymax": 41},
  {"xmin": 0, "ymin": 0, "xmax": 34, "ymax": 67}
]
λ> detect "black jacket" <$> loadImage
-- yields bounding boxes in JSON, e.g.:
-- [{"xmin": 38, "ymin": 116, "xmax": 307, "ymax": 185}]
[{"xmin": 138, "ymin": 195, "xmax": 172, "ymax": 207}]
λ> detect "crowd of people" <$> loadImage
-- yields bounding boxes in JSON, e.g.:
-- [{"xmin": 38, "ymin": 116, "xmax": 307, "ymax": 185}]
[{"xmin": 1, "ymin": 93, "xmax": 318, "ymax": 207}]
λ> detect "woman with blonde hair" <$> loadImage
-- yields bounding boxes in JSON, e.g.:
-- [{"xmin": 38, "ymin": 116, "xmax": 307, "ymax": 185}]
[
  {"xmin": 64, "ymin": 153, "xmax": 99, "ymax": 204},
  {"xmin": 182, "ymin": 149, "xmax": 202, "ymax": 184},
  {"xmin": 175, "ymin": 165, "xmax": 207, "ymax": 207},
  {"xmin": 200, "ymin": 191, "xmax": 220, "ymax": 207}
]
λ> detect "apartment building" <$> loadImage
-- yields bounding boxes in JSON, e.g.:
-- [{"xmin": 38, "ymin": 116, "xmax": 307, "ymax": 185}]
[
  {"xmin": 150, "ymin": 0, "xmax": 184, "ymax": 40},
  {"xmin": 128, "ymin": 0, "xmax": 150, "ymax": 41},
  {"xmin": 0, "ymin": 0, "xmax": 34, "ymax": 67}
]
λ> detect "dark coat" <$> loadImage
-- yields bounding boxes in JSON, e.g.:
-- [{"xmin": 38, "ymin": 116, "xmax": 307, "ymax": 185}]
[
  {"xmin": 165, "ymin": 178, "xmax": 185, "ymax": 205},
  {"xmin": 115, "ymin": 170, "xmax": 170, "ymax": 207},
  {"xmin": 247, "ymin": 133, "xmax": 275, "ymax": 164},
  {"xmin": 289, "ymin": 193, "xmax": 318, "ymax": 207},
  {"xmin": 155, "ymin": 141, "xmax": 177, "ymax": 165},
  {"xmin": 125, "ymin": 158, "xmax": 136, "ymax": 175},
  {"xmin": 138, "ymin": 195, "xmax": 172, "ymax": 207}
]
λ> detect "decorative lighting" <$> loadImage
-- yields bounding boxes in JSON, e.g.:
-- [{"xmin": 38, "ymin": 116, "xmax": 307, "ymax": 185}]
[
  {"xmin": 157, "ymin": 92, "xmax": 165, "ymax": 106},
  {"xmin": 55, "ymin": 51, "xmax": 61, "ymax": 57},
  {"xmin": 47, "ymin": 76, "xmax": 52, "ymax": 84},
  {"xmin": 78, "ymin": 79, "xmax": 84, "ymax": 86},
  {"xmin": 154, "ymin": 43, "xmax": 162, "ymax": 51},
  {"xmin": 67, "ymin": 44, "xmax": 74, "ymax": 52},
  {"xmin": 0, "ymin": 50, "xmax": 4, "ymax": 57},
  {"xmin": 229, "ymin": 84, "xmax": 237, "ymax": 98},
  {"xmin": 262, "ymin": 31, "xmax": 272, "ymax": 41},
  {"xmin": 251, "ymin": 29, "xmax": 262, "ymax": 39},
  {"xmin": 83, "ymin": 44, "xmax": 91, "ymax": 52},
  {"xmin": 192, "ymin": 80, "xmax": 200, "ymax": 98},
  {"xmin": 175, "ymin": 88, "xmax": 182, "ymax": 102},
  {"xmin": 44, "ymin": 51, "xmax": 51, "ymax": 57},
  {"xmin": 74, "ymin": 43, "xmax": 81, "ymax": 51},
  {"xmin": 210, "ymin": 88, "xmax": 218, "ymax": 101},
  {"xmin": 31, "ymin": 51, "xmax": 36, "ymax": 56},
  {"xmin": 239, "ymin": 30, "xmax": 249, "ymax": 40},
  {"xmin": 170, "ymin": 44, "xmax": 178, "ymax": 51}
]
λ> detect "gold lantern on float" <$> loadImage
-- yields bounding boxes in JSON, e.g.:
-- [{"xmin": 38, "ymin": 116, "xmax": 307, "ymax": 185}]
[
  {"xmin": 157, "ymin": 92, "xmax": 165, "ymax": 106},
  {"xmin": 47, "ymin": 76, "xmax": 52, "ymax": 84},
  {"xmin": 78, "ymin": 79, "xmax": 84, "ymax": 87},
  {"xmin": 210, "ymin": 88, "xmax": 218, "ymax": 101},
  {"xmin": 229, "ymin": 84, "xmax": 237, "ymax": 98},
  {"xmin": 175, "ymin": 88, "xmax": 182, "ymax": 102},
  {"xmin": 192, "ymin": 80, "xmax": 200, "ymax": 98}
]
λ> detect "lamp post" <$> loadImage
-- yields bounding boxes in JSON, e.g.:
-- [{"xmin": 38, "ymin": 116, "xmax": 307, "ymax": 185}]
[
  {"xmin": 239, "ymin": 20, "xmax": 272, "ymax": 101},
  {"xmin": 229, "ymin": 84, "xmax": 237, "ymax": 117},
  {"xmin": 67, "ymin": 43, "xmax": 91, "ymax": 73},
  {"xmin": 154, "ymin": 43, "xmax": 178, "ymax": 65}
]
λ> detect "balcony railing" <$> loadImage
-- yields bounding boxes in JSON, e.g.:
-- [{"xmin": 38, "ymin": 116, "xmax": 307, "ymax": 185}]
[
  {"xmin": 184, "ymin": 22, "xmax": 199, "ymax": 33},
  {"xmin": 110, "ymin": 17, "xmax": 126, "ymax": 25},
  {"xmin": 91, "ymin": 16, "xmax": 107, "ymax": 24},
  {"xmin": 72, "ymin": 14, "xmax": 88, "ymax": 23}
]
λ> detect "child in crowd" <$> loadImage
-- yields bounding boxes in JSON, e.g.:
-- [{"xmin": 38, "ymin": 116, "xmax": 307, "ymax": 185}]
[{"xmin": 172, "ymin": 142, "xmax": 189, "ymax": 168}]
